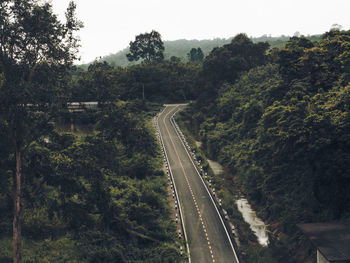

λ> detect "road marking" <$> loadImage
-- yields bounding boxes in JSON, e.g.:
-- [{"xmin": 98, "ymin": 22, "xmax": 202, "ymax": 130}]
[
  {"xmin": 169, "ymin": 109, "xmax": 241, "ymax": 263},
  {"xmin": 158, "ymin": 106, "xmax": 191, "ymax": 263},
  {"xmin": 161, "ymin": 105, "xmax": 216, "ymax": 262}
]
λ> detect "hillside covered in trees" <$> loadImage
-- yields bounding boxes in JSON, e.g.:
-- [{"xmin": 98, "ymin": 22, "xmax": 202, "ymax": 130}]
[
  {"xmin": 80, "ymin": 35, "xmax": 321, "ymax": 68},
  {"xmin": 178, "ymin": 30, "xmax": 350, "ymax": 262},
  {"xmin": 71, "ymin": 29, "xmax": 350, "ymax": 262},
  {"xmin": 0, "ymin": 2, "xmax": 185, "ymax": 262},
  {"xmin": 0, "ymin": 101, "xmax": 185, "ymax": 262},
  {"xmin": 1, "ymin": 1, "xmax": 349, "ymax": 261}
]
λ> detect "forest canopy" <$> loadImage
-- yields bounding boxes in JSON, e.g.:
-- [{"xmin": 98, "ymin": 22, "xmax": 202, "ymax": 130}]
[
  {"xmin": 179, "ymin": 29, "xmax": 350, "ymax": 262},
  {"xmin": 0, "ymin": 3, "xmax": 348, "ymax": 261}
]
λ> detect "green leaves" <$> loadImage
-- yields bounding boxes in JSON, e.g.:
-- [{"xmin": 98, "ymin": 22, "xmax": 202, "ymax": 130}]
[
  {"xmin": 195, "ymin": 33, "xmax": 270, "ymax": 104},
  {"xmin": 278, "ymin": 31, "xmax": 350, "ymax": 92},
  {"xmin": 127, "ymin": 30, "xmax": 165, "ymax": 63},
  {"xmin": 187, "ymin": 47, "xmax": 204, "ymax": 62},
  {"xmin": 0, "ymin": 103, "xmax": 182, "ymax": 262},
  {"xmin": 203, "ymin": 33, "xmax": 269, "ymax": 85},
  {"xmin": 0, "ymin": 0, "xmax": 83, "ymax": 150},
  {"xmin": 74, "ymin": 61, "xmax": 119, "ymax": 103},
  {"xmin": 184, "ymin": 32, "xmax": 350, "ymax": 261}
]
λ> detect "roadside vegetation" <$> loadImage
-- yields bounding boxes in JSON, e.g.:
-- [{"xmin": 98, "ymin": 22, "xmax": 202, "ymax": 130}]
[
  {"xmin": 81, "ymin": 34, "xmax": 321, "ymax": 68},
  {"xmin": 178, "ymin": 30, "xmax": 350, "ymax": 262},
  {"xmin": 0, "ymin": 1, "xmax": 185, "ymax": 261},
  {"xmin": 1, "ymin": 1, "xmax": 349, "ymax": 261},
  {"xmin": 175, "ymin": 115, "xmax": 277, "ymax": 263},
  {"xmin": 0, "ymin": 100, "xmax": 187, "ymax": 262}
]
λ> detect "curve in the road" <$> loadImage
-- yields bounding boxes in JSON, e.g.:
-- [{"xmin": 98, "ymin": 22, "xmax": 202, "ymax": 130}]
[
  {"xmin": 170, "ymin": 108, "xmax": 240, "ymax": 263},
  {"xmin": 163, "ymin": 106, "xmax": 216, "ymax": 262},
  {"xmin": 158, "ymin": 104, "xmax": 240, "ymax": 263},
  {"xmin": 156, "ymin": 106, "xmax": 191, "ymax": 262}
]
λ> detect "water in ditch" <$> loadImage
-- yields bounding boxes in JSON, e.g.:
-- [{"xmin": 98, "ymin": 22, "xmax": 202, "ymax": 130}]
[
  {"xmin": 236, "ymin": 198, "xmax": 269, "ymax": 246},
  {"xmin": 206, "ymin": 157, "xmax": 269, "ymax": 246}
]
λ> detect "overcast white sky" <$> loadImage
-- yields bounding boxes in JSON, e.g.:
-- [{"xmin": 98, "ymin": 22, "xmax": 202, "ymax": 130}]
[{"xmin": 51, "ymin": 0, "xmax": 350, "ymax": 64}]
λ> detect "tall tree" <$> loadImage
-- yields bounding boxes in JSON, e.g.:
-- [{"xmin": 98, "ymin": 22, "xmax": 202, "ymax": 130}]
[
  {"xmin": 126, "ymin": 30, "xmax": 164, "ymax": 63},
  {"xmin": 75, "ymin": 61, "xmax": 119, "ymax": 103},
  {"xmin": 0, "ymin": 1, "xmax": 82, "ymax": 262},
  {"xmin": 188, "ymin": 47, "xmax": 204, "ymax": 62},
  {"xmin": 196, "ymin": 33, "xmax": 269, "ymax": 104}
]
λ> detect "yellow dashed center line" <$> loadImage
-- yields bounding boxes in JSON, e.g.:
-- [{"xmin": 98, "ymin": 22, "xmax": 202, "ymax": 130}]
[{"xmin": 162, "ymin": 106, "xmax": 216, "ymax": 263}]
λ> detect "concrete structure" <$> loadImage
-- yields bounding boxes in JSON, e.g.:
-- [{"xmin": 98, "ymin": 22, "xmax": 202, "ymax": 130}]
[
  {"xmin": 67, "ymin": 101, "xmax": 98, "ymax": 111},
  {"xmin": 298, "ymin": 220, "xmax": 350, "ymax": 263}
]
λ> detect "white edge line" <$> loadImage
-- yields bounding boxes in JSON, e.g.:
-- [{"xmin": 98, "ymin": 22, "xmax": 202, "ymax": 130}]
[
  {"xmin": 156, "ymin": 105, "xmax": 191, "ymax": 263},
  {"xmin": 170, "ymin": 108, "xmax": 240, "ymax": 263},
  {"xmin": 163, "ymin": 103, "xmax": 189, "ymax": 106}
]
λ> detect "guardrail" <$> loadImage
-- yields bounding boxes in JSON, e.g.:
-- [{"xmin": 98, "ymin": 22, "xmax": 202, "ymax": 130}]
[
  {"xmin": 153, "ymin": 107, "xmax": 191, "ymax": 263},
  {"xmin": 170, "ymin": 108, "xmax": 241, "ymax": 263}
]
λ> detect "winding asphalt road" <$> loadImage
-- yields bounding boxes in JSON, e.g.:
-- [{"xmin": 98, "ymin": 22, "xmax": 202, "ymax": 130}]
[{"xmin": 158, "ymin": 104, "xmax": 239, "ymax": 263}]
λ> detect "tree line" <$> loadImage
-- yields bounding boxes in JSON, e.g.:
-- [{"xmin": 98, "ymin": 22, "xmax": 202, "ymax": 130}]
[
  {"xmin": 178, "ymin": 30, "xmax": 350, "ymax": 262},
  {"xmin": 1, "ymin": 0, "xmax": 349, "ymax": 262},
  {"xmin": 84, "ymin": 35, "xmax": 321, "ymax": 68},
  {"xmin": 70, "ymin": 60, "xmax": 200, "ymax": 103},
  {"xmin": 0, "ymin": 2, "xmax": 185, "ymax": 262}
]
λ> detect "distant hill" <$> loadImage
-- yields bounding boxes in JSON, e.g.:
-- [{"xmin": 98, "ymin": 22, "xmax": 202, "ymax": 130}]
[
  {"xmin": 80, "ymin": 38, "xmax": 233, "ymax": 69},
  {"xmin": 78, "ymin": 35, "xmax": 321, "ymax": 69}
]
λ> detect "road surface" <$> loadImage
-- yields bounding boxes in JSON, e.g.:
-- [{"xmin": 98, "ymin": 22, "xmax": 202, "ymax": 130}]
[{"xmin": 158, "ymin": 104, "xmax": 239, "ymax": 263}]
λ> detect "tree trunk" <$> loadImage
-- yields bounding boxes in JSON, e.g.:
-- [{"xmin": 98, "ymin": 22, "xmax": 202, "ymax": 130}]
[
  {"xmin": 13, "ymin": 147, "xmax": 22, "ymax": 263},
  {"xmin": 70, "ymin": 109, "xmax": 75, "ymax": 133}
]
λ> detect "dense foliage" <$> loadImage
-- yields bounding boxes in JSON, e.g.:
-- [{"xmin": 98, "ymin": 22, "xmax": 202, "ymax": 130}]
[
  {"xmin": 187, "ymin": 48, "xmax": 204, "ymax": 62},
  {"xmin": 126, "ymin": 30, "xmax": 165, "ymax": 63},
  {"xmin": 1, "ymin": 3, "xmax": 346, "ymax": 261},
  {"xmin": 0, "ymin": 1, "xmax": 83, "ymax": 261},
  {"xmin": 180, "ymin": 30, "xmax": 350, "ymax": 262},
  {"xmin": 0, "ymin": 2, "xmax": 184, "ymax": 262},
  {"xmin": 83, "ymin": 35, "xmax": 321, "ymax": 68},
  {"xmin": 0, "ymin": 102, "xmax": 183, "ymax": 262},
  {"xmin": 70, "ymin": 60, "xmax": 200, "ymax": 103},
  {"xmin": 196, "ymin": 33, "xmax": 270, "ymax": 103}
]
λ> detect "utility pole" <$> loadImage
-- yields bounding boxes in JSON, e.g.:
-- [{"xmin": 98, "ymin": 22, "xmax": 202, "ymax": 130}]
[{"xmin": 142, "ymin": 83, "xmax": 145, "ymax": 100}]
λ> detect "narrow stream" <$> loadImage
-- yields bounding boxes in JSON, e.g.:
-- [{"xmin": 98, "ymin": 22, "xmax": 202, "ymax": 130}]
[
  {"xmin": 236, "ymin": 198, "xmax": 269, "ymax": 246},
  {"xmin": 205, "ymin": 155, "xmax": 269, "ymax": 246}
]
